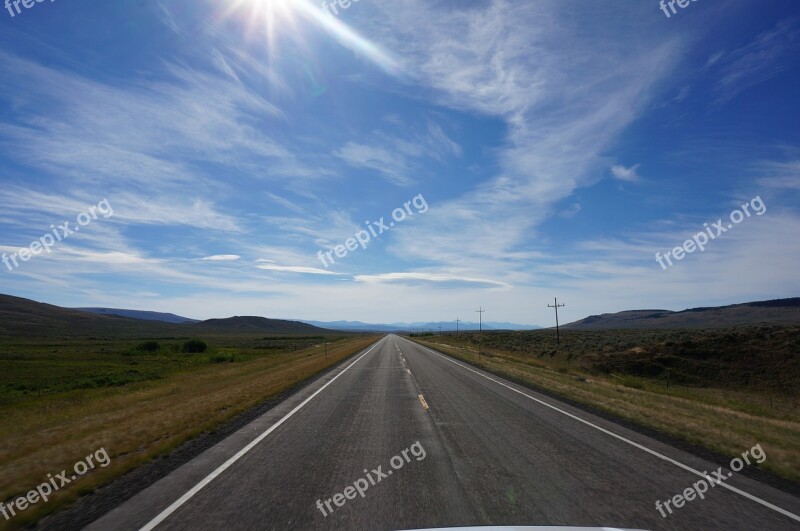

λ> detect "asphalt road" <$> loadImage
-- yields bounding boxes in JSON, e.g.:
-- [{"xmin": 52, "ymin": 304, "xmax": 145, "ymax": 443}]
[{"xmin": 84, "ymin": 335, "xmax": 800, "ymax": 530}]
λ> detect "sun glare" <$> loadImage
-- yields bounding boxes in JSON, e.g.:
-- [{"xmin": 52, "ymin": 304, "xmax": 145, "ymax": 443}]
[
  {"xmin": 218, "ymin": 0, "xmax": 403, "ymax": 78},
  {"xmin": 219, "ymin": 0, "xmax": 299, "ymax": 55}
]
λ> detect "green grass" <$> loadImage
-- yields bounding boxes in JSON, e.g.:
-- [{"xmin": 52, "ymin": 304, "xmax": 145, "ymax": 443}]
[
  {"xmin": 410, "ymin": 325, "xmax": 800, "ymax": 393},
  {"xmin": 0, "ymin": 333, "xmax": 376, "ymax": 530},
  {"xmin": 0, "ymin": 334, "xmax": 352, "ymax": 408}
]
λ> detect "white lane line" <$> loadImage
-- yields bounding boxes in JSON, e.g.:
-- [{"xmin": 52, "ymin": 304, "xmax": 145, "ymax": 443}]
[
  {"xmin": 138, "ymin": 339, "xmax": 384, "ymax": 531},
  {"xmin": 407, "ymin": 339, "xmax": 800, "ymax": 524}
]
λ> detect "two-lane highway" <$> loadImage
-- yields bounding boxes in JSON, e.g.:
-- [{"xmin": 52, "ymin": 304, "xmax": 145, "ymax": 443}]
[{"xmin": 83, "ymin": 335, "xmax": 800, "ymax": 530}]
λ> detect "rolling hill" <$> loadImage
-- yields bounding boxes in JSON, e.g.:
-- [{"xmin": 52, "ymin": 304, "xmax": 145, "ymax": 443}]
[
  {"xmin": 74, "ymin": 307, "xmax": 199, "ymax": 324},
  {"xmin": 564, "ymin": 298, "xmax": 800, "ymax": 329},
  {"xmin": 195, "ymin": 316, "xmax": 328, "ymax": 334},
  {"xmin": 0, "ymin": 294, "xmax": 330, "ymax": 338}
]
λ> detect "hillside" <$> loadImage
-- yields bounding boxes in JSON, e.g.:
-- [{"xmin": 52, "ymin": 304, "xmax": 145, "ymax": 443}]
[
  {"xmin": 195, "ymin": 316, "xmax": 329, "ymax": 334},
  {"xmin": 74, "ymin": 307, "xmax": 199, "ymax": 324},
  {"xmin": 564, "ymin": 298, "xmax": 800, "ymax": 330},
  {"xmin": 0, "ymin": 294, "xmax": 330, "ymax": 338},
  {"xmin": 0, "ymin": 294, "xmax": 173, "ymax": 338}
]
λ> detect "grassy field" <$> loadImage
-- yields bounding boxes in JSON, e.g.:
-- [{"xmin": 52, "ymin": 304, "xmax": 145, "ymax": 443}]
[
  {"xmin": 406, "ymin": 326, "xmax": 800, "ymax": 483},
  {"xmin": 0, "ymin": 333, "xmax": 378, "ymax": 530}
]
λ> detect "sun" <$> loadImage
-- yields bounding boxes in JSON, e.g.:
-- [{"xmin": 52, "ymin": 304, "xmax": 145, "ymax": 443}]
[
  {"xmin": 218, "ymin": 0, "xmax": 301, "ymax": 53},
  {"xmin": 215, "ymin": 0, "xmax": 403, "ymax": 78}
]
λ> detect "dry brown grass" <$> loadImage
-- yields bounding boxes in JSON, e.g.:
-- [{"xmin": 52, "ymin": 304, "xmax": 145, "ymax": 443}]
[
  {"xmin": 410, "ymin": 338, "xmax": 800, "ymax": 483},
  {"xmin": 0, "ymin": 336, "xmax": 378, "ymax": 530}
]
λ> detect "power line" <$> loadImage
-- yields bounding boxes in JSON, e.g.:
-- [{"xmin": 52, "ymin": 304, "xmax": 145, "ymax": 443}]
[
  {"xmin": 476, "ymin": 306, "xmax": 485, "ymax": 332},
  {"xmin": 547, "ymin": 297, "xmax": 565, "ymax": 345}
]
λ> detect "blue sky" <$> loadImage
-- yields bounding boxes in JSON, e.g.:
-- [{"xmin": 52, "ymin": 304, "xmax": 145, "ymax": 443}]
[{"xmin": 0, "ymin": 0, "xmax": 798, "ymax": 326}]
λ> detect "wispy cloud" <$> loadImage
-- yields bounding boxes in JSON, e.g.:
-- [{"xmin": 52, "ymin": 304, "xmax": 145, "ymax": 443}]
[
  {"xmin": 1, "ymin": 0, "xmax": 797, "ymax": 324},
  {"xmin": 756, "ymin": 159, "xmax": 800, "ymax": 190},
  {"xmin": 256, "ymin": 263, "xmax": 342, "ymax": 275},
  {"xmin": 333, "ymin": 121, "xmax": 461, "ymax": 186},
  {"xmin": 0, "ymin": 53, "xmax": 295, "ymax": 190},
  {"xmin": 426, "ymin": 121, "xmax": 463, "ymax": 159},
  {"xmin": 363, "ymin": 0, "xmax": 678, "ymax": 271},
  {"xmin": 712, "ymin": 19, "xmax": 799, "ymax": 103},
  {"xmin": 334, "ymin": 141, "xmax": 415, "ymax": 186},
  {"xmin": 354, "ymin": 271, "xmax": 509, "ymax": 288},
  {"xmin": 559, "ymin": 203, "xmax": 582, "ymax": 218}
]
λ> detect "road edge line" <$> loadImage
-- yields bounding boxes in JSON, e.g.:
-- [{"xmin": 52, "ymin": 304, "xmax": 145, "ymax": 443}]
[
  {"xmin": 138, "ymin": 338, "xmax": 384, "ymax": 530},
  {"xmin": 407, "ymin": 338, "xmax": 800, "ymax": 524}
]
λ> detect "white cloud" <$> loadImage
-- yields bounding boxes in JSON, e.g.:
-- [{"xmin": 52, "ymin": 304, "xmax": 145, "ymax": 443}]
[
  {"xmin": 2, "ymin": 0, "xmax": 796, "ymax": 325},
  {"xmin": 357, "ymin": 0, "xmax": 679, "ymax": 272},
  {"xmin": 354, "ymin": 272, "xmax": 509, "ymax": 288},
  {"xmin": 256, "ymin": 263, "xmax": 342, "ymax": 275},
  {"xmin": 611, "ymin": 164, "xmax": 641, "ymax": 183}
]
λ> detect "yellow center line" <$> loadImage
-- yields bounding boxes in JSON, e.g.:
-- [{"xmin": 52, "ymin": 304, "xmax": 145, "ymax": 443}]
[{"xmin": 418, "ymin": 394, "xmax": 429, "ymax": 410}]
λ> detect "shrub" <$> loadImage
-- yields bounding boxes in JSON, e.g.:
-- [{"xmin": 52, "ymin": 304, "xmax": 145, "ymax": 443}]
[
  {"xmin": 136, "ymin": 341, "xmax": 160, "ymax": 353},
  {"xmin": 182, "ymin": 339, "xmax": 208, "ymax": 353}
]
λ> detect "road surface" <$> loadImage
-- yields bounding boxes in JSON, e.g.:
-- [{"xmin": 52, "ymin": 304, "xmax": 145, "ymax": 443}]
[{"xmin": 84, "ymin": 335, "xmax": 800, "ymax": 530}]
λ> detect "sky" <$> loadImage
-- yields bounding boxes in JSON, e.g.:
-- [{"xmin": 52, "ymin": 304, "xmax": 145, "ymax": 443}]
[{"xmin": 0, "ymin": 0, "xmax": 798, "ymax": 326}]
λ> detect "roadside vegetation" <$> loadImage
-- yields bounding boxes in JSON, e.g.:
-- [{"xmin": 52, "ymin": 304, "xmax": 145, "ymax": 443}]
[
  {"xmin": 406, "ymin": 326, "xmax": 800, "ymax": 483},
  {"xmin": 0, "ymin": 333, "xmax": 378, "ymax": 530}
]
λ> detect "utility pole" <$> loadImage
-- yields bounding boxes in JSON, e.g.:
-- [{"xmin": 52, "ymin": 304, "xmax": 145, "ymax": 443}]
[
  {"xmin": 547, "ymin": 298, "xmax": 565, "ymax": 345},
  {"xmin": 476, "ymin": 307, "xmax": 485, "ymax": 332},
  {"xmin": 439, "ymin": 324, "xmax": 442, "ymax": 336},
  {"xmin": 456, "ymin": 318, "xmax": 460, "ymax": 334}
]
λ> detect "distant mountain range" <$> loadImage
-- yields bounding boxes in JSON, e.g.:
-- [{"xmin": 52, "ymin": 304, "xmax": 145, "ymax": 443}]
[
  {"xmin": 67, "ymin": 300, "xmax": 800, "ymax": 331},
  {"xmin": 0, "ymin": 294, "xmax": 330, "ymax": 338},
  {"xmin": 563, "ymin": 298, "xmax": 800, "ymax": 329},
  {"xmin": 300, "ymin": 320, "xmax": 542, "ymax": 332},
  {"xmin": 70, "ymin": 310, "xmax": 542, "ymax": 332},
  {"xmin": 69, "ymin": 311, "xmax": 537, "ymax": 332},
  {"xmin": 3, "ymin": 294, "xmax": 799, "ymax": 338}
]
